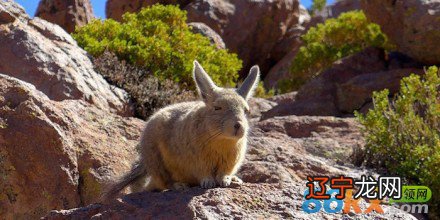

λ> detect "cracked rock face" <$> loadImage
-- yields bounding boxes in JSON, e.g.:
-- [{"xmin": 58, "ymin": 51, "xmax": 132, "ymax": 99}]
[
  {"xmin": 35, "ymin": 0, "xmax": 95, "ymax": 33},
  {"xmin": 0, "ymin": 0, "xmax": 131, "ymax": 116},
  {"xmin": 0, "ymin": 74, "xmax": 144, "ymax": 219}
]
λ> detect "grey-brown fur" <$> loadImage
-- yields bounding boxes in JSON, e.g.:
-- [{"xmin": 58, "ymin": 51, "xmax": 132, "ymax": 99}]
[{"xmin": 103, "ymin": 61, "xmax": 260, "ymax": 199}]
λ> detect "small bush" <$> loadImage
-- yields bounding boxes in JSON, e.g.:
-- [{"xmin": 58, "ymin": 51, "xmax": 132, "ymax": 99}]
[
  {"xmin": 93, "ymin": 51, "xmax": 195, "ymax": 119},
  {"xmin": 254, "ymin": 82, "xmax": 275, "ymax": 98},
  {"xmin": 356, "ymin": 66, "xmax": 440, "ymax": 216},
  {"xmin": 311, "ymin": 0, "xmax": 326, "ymax": 15},
  {"xmin": 281, "ymin": 11, "xmax": 389, "ymax": 92},
  {"xmin": 73, "ymin": 4, "xmax": 242, "ymax": 88}
]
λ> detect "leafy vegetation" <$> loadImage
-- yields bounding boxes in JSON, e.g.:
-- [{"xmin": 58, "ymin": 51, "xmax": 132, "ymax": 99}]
[
  {"xmin": 356, "ymin": 66, "xmax": 440, "ymax": 216},
  {"xmin": 254, "ymin": 82, "xmax": 275, "ymax": 98},
  {"xmin": 311, "ymin": 0, "xmax": 326, "ymax": 15},
  {"xmin": 93, "ymin": 51, "xmax": 195, "ymax": 119},
  {"xmin": 280, "ymin": 11, "xmax": 389, "ymax": 92},
  {"xmin": 73, "ymin": 4, "xmax": 242, "ymax": 88}
]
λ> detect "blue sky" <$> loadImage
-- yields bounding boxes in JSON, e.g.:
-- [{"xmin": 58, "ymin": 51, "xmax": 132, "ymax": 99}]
[{"xmin": 15, "ymin": 0, "xmax": 334, "ymax": 19}]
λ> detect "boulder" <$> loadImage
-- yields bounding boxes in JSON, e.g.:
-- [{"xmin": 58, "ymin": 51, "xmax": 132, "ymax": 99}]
[
  {"xmin": 35, "ymin": 0, "xmax": 95, "ymax": 33},
  {"xmin": 315, "ymin": 0, "xmax": 360, "ymax": 20},
  {"xmin": 298, "ymin": 4, "xmax": 311, "ymax": 25},
  {"xmin": 361, "ymin": 0, "xmax": 440, "ymax": 64},
  {"xmin": 0, "ymin": 74, "xmax": 144, "ymax": 218},
  {"xmin": 264, "ymin": 39, "xmax": 302, "ymax": 89},
  {"xmin": 0, "ymin": 0, "xmax": 29, "ymax": 24},
  {"xmin": 0, "ymin": 0, "xmax": 130, "ymax": 115},
  {"xmin": 106, "ymin": 0, "xmax": 192, "ymax": 21},
  {"xmin": 247, "ymin": 97, "xmax": 277, "ymax": 120},
  {"xmin": 263, "ymin": 5, "xmax": 309, "ymax": 88},
  {"xmin": 44, "ymin": 116, "xmax": 415, "ymax": 219},
  {"xmin": 262, "ymin": 47, "xmax": 424, "ymax": 118},
  {"xmin": 185, "ymin": 0, "xmax": 302, "ymax": 76},
  {"xmin": 336, "ymin": 68, "xmax": 424, "ymax": 112},
  {"xmin": 306, "ymin": 0, "xmax": 361, "ymax": 30},
  {"xmin": 188, "ymin": 22, "xmax": 225, "ymax": 49}
]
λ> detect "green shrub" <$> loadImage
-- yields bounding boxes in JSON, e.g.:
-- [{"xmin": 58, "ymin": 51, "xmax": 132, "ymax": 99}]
[
  {"xmin": 311, "ymin": 0, "xmax": 326, "ymax": 15},
  {"xmin": 93, "ymin": 51, "xmax": 195, "ymax": 119},
  {"xmin": 356, "ymin": 66, "xmax": 440, "ymax": 216},
  {"xmin": 281, "ymin": 11, "xmax": 389, "ymax": 92},
  {"xmin": 73, "ymin": 4, "xmax": 242, "ymax": 88},
  {"xmin": 254, "ymin": 82, "xmax": 275, "ymax": 98}
]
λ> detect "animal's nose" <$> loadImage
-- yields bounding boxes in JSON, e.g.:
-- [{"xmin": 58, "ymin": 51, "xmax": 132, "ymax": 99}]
[{"xmin": 234, "ymin": 123, "xmax": 241, "ymax": 130}]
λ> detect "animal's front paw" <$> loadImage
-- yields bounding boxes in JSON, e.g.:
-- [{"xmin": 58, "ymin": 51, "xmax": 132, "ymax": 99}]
[
  {"xmin": 218, "ymin": 176, "xmax": 232, "ymax": 187},
  {"xmin": 230, "ymin": 175, "xmax": 243, "ymax": 185},
  {"xmin": 172, "ymin": 182, "xmax": 189, "ymax": 191},
  {"xmin": 200, "ymin": 177, "xmax": 216, "ymax": 189},
  {"xmin": 218, "ymin": 175, "xmax": 243, "ymax": 187}
]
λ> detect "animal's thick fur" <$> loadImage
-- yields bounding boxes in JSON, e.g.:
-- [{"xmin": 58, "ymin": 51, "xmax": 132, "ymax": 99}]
[{"xmin": 103, "ymin": 61, "xmax": 260, "ymax": 199}]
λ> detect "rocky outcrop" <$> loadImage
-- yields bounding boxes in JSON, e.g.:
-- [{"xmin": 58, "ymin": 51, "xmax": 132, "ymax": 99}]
[
  {"xmin": 262, "ymin": 47, "xmax": 424, "ymax": 118},
  {"xmin": 106, "ymin": 0, "xmax": 192, "ymax": 21},
  {"xmin": 185, "ymin": 0, "xmax": 301, "ymax": 76},
  {"xmin": 264, "ymin": 4, "xmax": 310, "ymax": 88},
  {"xmin": 315, "ymin": 0, "xmax": 360, "ymax": 21},
  {"xmin": 361, "ymin": 0, "xmax": 440, "ymax": 65},
  {"xmin": 298, "ymin": 5, "xmax": 311, "ymax": 25},
  {"xmin": 35, "ymin": 0, "xmax": 95, "ymax": 33},
  {"xmin": 188, "ymin": 22, "xmax": 225, "ymax": 49},
  {"xmin": 336, "ymin": 68, "xmax": 422, "ymax": 112},
  {"xmin": 0, "ymin": 74, "xmax": 144, "ymax": 219},
  {"xmin": 263, "ymin": 36, "xmax": 302, "ymax": 89},
  {"xmin": 44, "ymin": 115, "xmax": 415, "ymax": 219},
  {"xmin": 0, "ymin": 0, "xmax": 130, "ymax": 115}
]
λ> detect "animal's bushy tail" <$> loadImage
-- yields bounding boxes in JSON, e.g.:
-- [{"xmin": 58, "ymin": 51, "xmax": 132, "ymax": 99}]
[{"xmin": 100, "ymin": 162, "xmax": 146, "ymax": 201}]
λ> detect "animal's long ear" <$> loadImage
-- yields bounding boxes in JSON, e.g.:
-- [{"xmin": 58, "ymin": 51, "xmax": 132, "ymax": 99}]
[
  {"xmin": 237, "ymin": 65, "xmax": 260, "ymax": 100},
  {"xmin": 193, "ymin": 60, "xmax": 217, "ymax": 101}
]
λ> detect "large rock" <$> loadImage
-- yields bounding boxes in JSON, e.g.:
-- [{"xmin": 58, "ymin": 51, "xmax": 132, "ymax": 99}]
[
  {"xmin": 44, "ymin": 115, "xmax": 415, "ymax": 219},
  {"xmin": 0, "ymin": 0, "xmax": 130, "ymax": 115},
  {"xmin": 315, "ymin": 0, "xmax": 360, "ymax": 20},
  {"xmin": 361, "ymin": 0, "xmax": 440, "ymax": 64},
  {"xmin": 336, "ymin": 68, "xmax": 423, "ymax": 112},
  {"xmin": 188, "ymin": 22, "xmax": 225, "ymax": 49},
  {"xmin": 305, "ymin": 0, "xmax": 361, "ymax": 32},
  {"xmin": 264, "ymin": 35, "xmax": 302, "ymax": 89},
  {"xmin": 106, "ymin": 0, "xmax": 192, "ymax": 21},
  {"xmin": 263, "ymin": 4, "xmax": 311, "ymax": 89},
  {"xmin": 0, "ymin": 74, "xmax": 144, "ymax": 218},
  {"xmin": 35, "ymin": 0, "xmax": 95, "ymax": 33},
  {"xmin": 262, "ymin": 47, "xmax": 424, "ymax": 118},
  {"xmin": 185, "ymin": 0, "xmax": 302, "ymax": 76}
]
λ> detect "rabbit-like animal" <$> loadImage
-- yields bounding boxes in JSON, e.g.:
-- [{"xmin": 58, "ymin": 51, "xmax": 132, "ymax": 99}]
[{"xmin": 103, "ymin": 61, "xmax": 260, "ymax": 198}]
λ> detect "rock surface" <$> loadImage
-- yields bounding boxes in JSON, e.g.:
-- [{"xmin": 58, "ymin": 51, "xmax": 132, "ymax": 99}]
[
  {"xmin": 43, "ymin": 114, "xmax": 415, "ymax": 219},
  {"xmin": 262, "ymin": 47, "xmax": 424, "ymax": 118},
  {"xmin": 361, "ymin": 0, "xmax": 440, "ymax": 64},
  {"xmin": 315, "ymin": 0, "xmax": 360, "ymax": 20},
  {"xmin": 0, "ymin": 0, "xmax": 130, "ymax": 115},
  {"xmin": 185, "ymin": 0, "xmax": 301, "ymax": 77},
  {"xmin": 188, "ymin": 22, "xmax": 225, "ymax": 49},
  {"xmin": 35, "ymin": 0, "xmax": 95, "ymax": 33},
  {"xmin": 106, "ymin": 0, "xmax": 192, "ymax": 21},
  {"xmin": 0, "ymin": 74, "xmax": 144, "ymax": 219}
]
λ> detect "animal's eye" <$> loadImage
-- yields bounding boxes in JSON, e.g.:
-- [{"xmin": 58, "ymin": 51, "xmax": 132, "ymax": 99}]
[
  {"xmin": 245, "ymin": 109, "xmax": 250, "ymax": 115},
  {"xmin": 214, "ymin": 106, "xmax": 222, "ymax": 111}
]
